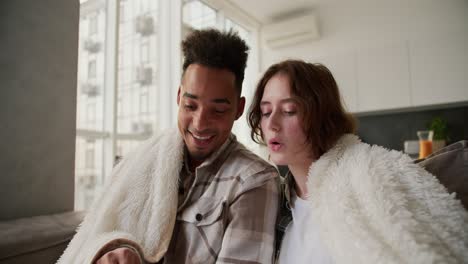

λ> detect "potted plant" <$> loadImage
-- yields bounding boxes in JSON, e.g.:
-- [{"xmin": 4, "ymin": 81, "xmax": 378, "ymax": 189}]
[{"xmin": 428, "ymin": 117, "xmax": 449, "ymax": 152}]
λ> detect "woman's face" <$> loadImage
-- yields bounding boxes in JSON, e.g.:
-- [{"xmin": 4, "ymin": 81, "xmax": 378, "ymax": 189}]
[{"xmin": 260, "ymin": 73, "xmax": 312, "ymax": 166}]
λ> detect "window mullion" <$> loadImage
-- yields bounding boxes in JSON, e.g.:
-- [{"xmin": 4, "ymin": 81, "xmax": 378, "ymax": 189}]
[
  {"xmin": 158, "ymin": 0, "xmax": 182, "ymax": 130},
  {"xmin": 216, "ymin": 9, "xmax": 225, "ymax": 30},
  {"xmin": 102, "ymin": 0, "xmax": 119, "ymax": 185}
]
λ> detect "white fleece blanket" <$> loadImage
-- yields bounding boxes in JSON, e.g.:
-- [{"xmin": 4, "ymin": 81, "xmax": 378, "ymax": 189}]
[
  {"xmin": 58, "ymin": 128, "xmax": 184, "ymax": 264},
  {"xmin": 307, "ymin": 134, "xmax": 468, "ymax": 264}
]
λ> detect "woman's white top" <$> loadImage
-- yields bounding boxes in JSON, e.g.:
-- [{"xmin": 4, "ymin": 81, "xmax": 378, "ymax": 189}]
[{"xmin": 278, "ymin": 193, "xmax": 333, "ymax": 264}]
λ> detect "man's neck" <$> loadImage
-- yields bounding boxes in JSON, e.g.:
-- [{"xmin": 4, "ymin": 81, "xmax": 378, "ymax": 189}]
[
  {"xmin": 188, "ymin": 158, "xmax": 203, "ymax": 173},
  {"xmin": 185, "ymin": 135, "xmax": 233, "ymax": 173}
]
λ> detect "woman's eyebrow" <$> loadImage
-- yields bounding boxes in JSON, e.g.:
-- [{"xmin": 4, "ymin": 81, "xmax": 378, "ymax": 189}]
[
  {"xmin": 260, "ymin": 98, "xmax": 296, "ymax": 106},
  {"xmin": 280, "ymin": 98, "xmax": 297, "ymax": 104}
]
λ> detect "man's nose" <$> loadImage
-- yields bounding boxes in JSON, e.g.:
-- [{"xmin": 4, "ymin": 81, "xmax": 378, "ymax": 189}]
[{"xmin": 192, "ymin": 108, "xmax": 210, "ymax": 131}]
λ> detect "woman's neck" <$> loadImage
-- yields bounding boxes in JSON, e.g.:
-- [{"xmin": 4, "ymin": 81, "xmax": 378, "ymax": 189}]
[{"xmin": 288, "ymin": 158, "xmax": 314, "ymax": 199}]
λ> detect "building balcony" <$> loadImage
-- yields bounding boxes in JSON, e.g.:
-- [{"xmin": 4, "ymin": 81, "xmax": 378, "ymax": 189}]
[
  {"xmin": 135, "ymin": 66, "xmax": 152, "ymax": 85},
  {"xmin": 131, "ymin": 122, "xmax": 152, "ymax": 135},
  {"xmin": 81, "ymin": 82, "xmax": 100, "ymax": 97},
  {"xmin": 135, "ymin": 15, "xmax": 154, "ymax": 36},
  {"xmin": 83, "ymin": 38, "xmax": 101, "ymax": 53}
]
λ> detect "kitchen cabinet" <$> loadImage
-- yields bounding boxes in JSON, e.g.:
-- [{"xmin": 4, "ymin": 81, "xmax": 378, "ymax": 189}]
[
  {"xmin": 409, "ymin": 34, "xmax": 468, "ymax": 106},
  {"xmin": 356, "ymin": 43, "xmax": 411, "ymax": 112},
  {"xmin": 316, "ymin": 33, "xmax": 468, "ymax": 114},
  {"xmin": 318, "ymin": 52, "xmax": 358, "ymax": 113}
]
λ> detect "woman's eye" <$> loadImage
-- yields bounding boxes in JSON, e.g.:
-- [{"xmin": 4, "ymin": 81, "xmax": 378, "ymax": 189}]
[
  {"xmin": 261, "ymin": 112, "xmax": 271, "ymax": 117},
  {"xmin": 284, "ymin": 111, "xmax": 296, "ymax": 116}
]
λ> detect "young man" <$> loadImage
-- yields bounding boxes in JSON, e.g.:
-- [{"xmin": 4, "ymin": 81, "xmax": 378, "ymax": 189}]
[{"xmin": 58, "ymin": 29, "xmax": 279, "ymax": 264}]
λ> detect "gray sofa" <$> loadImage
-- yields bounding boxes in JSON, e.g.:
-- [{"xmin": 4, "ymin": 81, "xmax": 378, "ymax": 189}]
[
  {"xmin": 0, "ymin": 141, "xmax": 465, "ymax": 264},
  {"xmin": 417, "ymin": 140, "xmax": 468, "ymax": 210},
  {"xmin": 0, "ymin": 211, "xmax": 84, "ymax": 264}
]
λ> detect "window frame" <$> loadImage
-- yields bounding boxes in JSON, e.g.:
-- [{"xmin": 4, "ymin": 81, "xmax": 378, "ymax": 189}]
[
  {"xmin": 75, "ymin": 0, "xmax": 259, "ymax": 210},
  {"xmin": 89, "ymin": 14, "xmax": 98, "ymax": 35},
  {"xmin": 76, "ymin": 0, "xmax": 182, "ymax": 203}
]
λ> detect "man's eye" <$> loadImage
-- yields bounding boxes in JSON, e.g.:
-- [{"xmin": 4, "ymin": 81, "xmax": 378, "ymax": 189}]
[
  {"xmin": 213, "ymin": 106, "xmax": 231, "ymax": 114},
  {"xmin": 184, "ymin": 105, "xmax": 195, "ymax": 110}
]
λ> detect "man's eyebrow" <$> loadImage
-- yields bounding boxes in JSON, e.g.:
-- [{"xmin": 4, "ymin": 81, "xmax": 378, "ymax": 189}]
[
  {"xmin": 212, "ymin": 98, "xmax": 231, "ymax": 104},
  {"xmin": 183, "ymin": 92, "xmax": 197, "ymax": 99},
  {"xmin": 182, "ymin": 92, "xmax": 231, "ymax": 105}
]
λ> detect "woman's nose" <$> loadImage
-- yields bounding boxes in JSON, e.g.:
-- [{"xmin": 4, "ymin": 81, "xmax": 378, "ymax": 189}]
[{"xmin": 267, "ymin": 112, "xmax": 280, "ymax": 132}]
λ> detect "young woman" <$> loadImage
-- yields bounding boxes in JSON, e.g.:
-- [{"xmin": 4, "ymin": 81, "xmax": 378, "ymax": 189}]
[{"xmin": 248, "ymin": 60, "xmax": 468, "ymax": 263}]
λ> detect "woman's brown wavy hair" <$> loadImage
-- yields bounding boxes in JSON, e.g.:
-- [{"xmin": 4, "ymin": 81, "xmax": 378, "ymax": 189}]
[{"xmin": 247, "ymin": 59, "xmax": 357, "ymax": 159}]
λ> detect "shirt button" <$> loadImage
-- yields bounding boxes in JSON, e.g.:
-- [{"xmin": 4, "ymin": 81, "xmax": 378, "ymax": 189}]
[{"xmin": 195, "ymin": 213, "xmax": 203, "ymax": 221}]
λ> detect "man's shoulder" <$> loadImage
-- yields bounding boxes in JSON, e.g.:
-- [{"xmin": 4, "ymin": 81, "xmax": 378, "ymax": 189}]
[
  {"xmin": 231, "ymin": 141, "xmax": 272, "ymax": 164},
  {"xmin": 225, "ymin": 141, "xmax": 278, "ymax": 182}
]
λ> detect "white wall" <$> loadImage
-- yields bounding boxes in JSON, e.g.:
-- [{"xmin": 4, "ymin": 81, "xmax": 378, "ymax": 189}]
[{"xmin": 260, "ymin": 0, "xmax": 468, "ymax": 113}]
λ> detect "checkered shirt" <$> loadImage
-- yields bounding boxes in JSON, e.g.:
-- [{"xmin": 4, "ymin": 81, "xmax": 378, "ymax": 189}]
[{"xmin": 160, "ymin": 134, "xmax": 280, "ymax": 264}]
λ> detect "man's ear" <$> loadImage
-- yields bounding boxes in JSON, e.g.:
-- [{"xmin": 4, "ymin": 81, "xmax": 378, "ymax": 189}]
[
  {"xmin": 177, "ymin": 86, "xmax": 181, "ymax": 105},
  {"xmin": 235, "ymin": 97, "xmax": 246, "ymax": 120}
]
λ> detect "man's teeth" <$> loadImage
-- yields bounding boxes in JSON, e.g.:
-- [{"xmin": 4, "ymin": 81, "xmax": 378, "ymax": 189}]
[{"xmin": 193, "ymin": 134, "xmax": 211, "ymax": 140}]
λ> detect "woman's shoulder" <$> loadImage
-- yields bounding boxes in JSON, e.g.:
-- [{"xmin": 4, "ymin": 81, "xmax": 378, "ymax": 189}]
[{"xmin": 338, "ymin": 134, "xmax": 413, "ymax": 166}]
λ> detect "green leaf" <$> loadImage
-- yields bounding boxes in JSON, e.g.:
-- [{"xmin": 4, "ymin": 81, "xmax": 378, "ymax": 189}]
[{"xmin": 428, "ymin": 117, "xmax": 448, "ymax": 141}]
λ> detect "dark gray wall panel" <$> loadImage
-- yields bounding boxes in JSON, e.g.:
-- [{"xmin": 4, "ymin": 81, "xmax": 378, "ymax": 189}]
[{"xmin": 0, "ymin": 0, "xmax": 79, "ymax": 220}]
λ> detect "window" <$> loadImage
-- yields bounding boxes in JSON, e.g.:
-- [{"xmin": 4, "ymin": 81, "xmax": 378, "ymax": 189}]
[
  {"xmin": 118, "ymin": 49, "xmax": 124, "ymax": 69},
  {"xmin": 183, "ymin": 0, "xmax": 216, "ymax": 29},
  {"xmin": 116, "ymin": 140, "xmax": 141, "ymax": 159},
  {"xmin": 76, "ymin": 1, "xmax": 107, "ymax": 211},
  {"xmin": 76, "ymin": 0, "xmax": 258, "ymax": 211},
  {"xmin": 225, "ymin": 18, "xmax": 249, "ymax": 44},
  {"xmin": 141, "ymin": 0, "xmax": 149, "ymax": 13},
  {"xmin": 76, "ymin": 0, "xmax": 168, "ymax": 211},
  {"xmin": 88, "ymin": 59, "xmax": 96, "ymax": 79},
  {"xmin": 89, "ymin": 15, "xmax": 98, "ymax": 35},
  {"xmin": 141, "ymin": 41, "xmax": 149, "ymax": 63},
  {"xmin": 75, "ymin": 137, "xmax": 103, "ymax": 210},
  {"xmin": 86, "ymin": 102, "xmax": 96, "ymax": 121},
  {"xmin": 119, "ymin": 2, "xmax": 125, "ymax": 23},
  {"xmin": 140, "ymin": 88, "xmax": 149, "ymax": 114},
  {"xmin": 117, "ymin": 96, "xmax": 123, "ymax": 117},
  {"xmin": 85, "ymin": 140, "xmax": 95, "ymax": 169}
]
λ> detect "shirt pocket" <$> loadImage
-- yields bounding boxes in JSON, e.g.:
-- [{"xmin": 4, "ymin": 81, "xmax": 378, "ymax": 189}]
[
  {"xmin": 178, "ymin": 196, "xmax": 226, "ymax": 226},
  {"xmin": 176, "ymin": 197, "xmax": 227, "ymax": 263}
]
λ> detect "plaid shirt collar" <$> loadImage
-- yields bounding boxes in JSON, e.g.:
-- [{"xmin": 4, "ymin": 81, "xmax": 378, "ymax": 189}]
[
  {"xmin": 183, "ymin": 133, "xmax": 236, "ymax": 174},
  {"xmin": 275, "ymin": 170, "xmax": 294, "ymax": 259},
  {"xmin": 283, "ymin": 170, "xmax": 294, "ymax": 208}
]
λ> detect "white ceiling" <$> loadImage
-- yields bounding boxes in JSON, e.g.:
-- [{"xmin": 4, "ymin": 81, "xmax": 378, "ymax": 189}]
[{"xmin": 229, "ymin": 0, "xmax": 319, "ymax": 24}]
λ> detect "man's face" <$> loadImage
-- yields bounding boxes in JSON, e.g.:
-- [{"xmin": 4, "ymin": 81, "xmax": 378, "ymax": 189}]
[{"xmin": 177, "ymin": 64, "xmax": 245, "ymax": 167}]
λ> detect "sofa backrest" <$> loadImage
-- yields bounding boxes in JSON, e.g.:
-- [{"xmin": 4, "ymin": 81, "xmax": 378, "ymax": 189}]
[{"xmin": 417, "ymin": 140, "xmax": 468, "ymax": 210}]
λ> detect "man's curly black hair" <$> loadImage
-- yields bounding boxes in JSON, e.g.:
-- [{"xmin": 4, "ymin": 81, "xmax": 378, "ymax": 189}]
[{"xmin": 182, "ymin": 28, "xmax": 249, "ymax": 96}]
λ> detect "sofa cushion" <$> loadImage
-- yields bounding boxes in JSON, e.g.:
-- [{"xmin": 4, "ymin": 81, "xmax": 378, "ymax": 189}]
[
  {"xmin": 0, "ymin": 211, "xmax": 84, "ymax": 263},
  {"xmin": 416, "ymin": 140, "xmax": 468, "ymax": 210}
]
